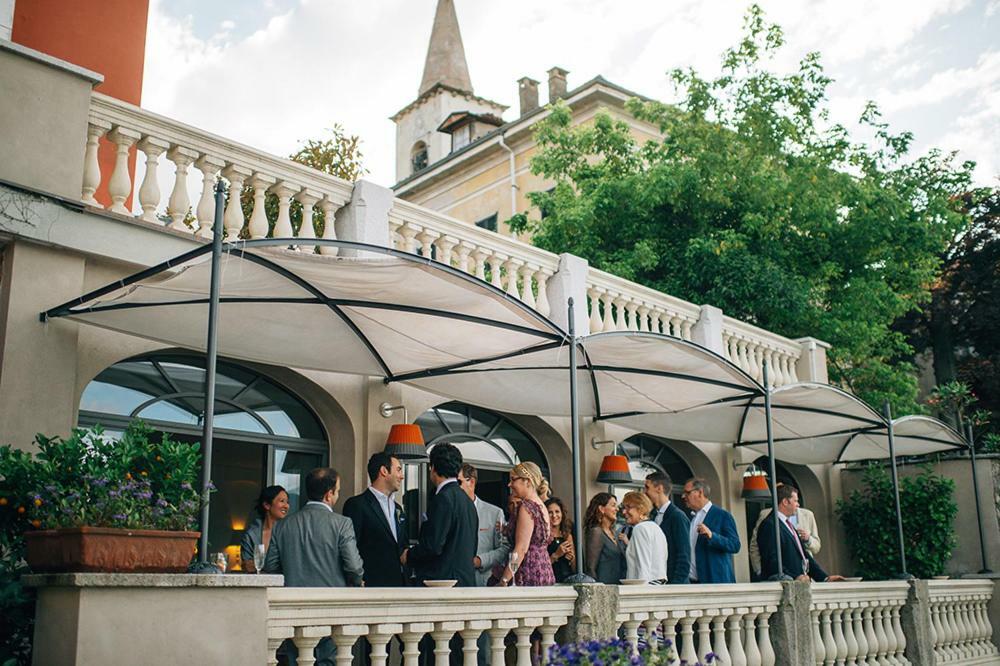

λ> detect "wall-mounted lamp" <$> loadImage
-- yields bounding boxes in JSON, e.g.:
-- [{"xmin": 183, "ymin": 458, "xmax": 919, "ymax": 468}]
[
  {"xmin": 379, "ymin": 402, "xmax": 427, "ymax": 461},
  {"xmin": 593, "ymin": 439, "xmax": 632, "ymax": 484},
  {"xmin": 733, "ymin": 460, "xmax": 771, "ymax": 501}
]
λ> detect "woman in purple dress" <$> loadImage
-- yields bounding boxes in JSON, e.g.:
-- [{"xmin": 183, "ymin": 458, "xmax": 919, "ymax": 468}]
[{"xmin": 498, "ymin": 462, "xmax": 555, "ymax": 587}]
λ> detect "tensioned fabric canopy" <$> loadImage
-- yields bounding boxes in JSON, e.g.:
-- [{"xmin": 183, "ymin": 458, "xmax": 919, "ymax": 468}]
[
  {"xmin": 397, "ymin": 330, "xmax": 763, "ymax": 418},
  {"xmin": 41, "ymin": 240, "xmax": 568, "ymax": 379}
]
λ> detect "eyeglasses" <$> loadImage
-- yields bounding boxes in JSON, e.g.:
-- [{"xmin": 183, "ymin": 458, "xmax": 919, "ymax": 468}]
[{"xmin": 681, "ymin": 489, "xmax": 695, "ymax": 496}]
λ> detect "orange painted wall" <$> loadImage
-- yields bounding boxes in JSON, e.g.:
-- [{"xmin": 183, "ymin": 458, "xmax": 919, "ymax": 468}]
[{"xmin": 12, "ymin": 0, "xmax": 151, "ymax": 207}]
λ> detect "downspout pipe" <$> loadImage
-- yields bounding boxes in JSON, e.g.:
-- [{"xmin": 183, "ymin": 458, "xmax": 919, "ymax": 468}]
[{"xmin": 498, "ymin": 131, "xmax": 517, "ymax": 230}]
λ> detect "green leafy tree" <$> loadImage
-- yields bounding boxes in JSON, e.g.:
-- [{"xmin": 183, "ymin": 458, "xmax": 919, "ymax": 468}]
[
  {"xmin": 512, "ymin": 5, "xmax": 979, "ymax": 412},
  {"xmin": 837, "ymin": 464, "xmax": 957, "ymax": 579}
]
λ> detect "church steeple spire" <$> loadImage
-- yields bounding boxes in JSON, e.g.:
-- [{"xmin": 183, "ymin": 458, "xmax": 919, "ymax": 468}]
[{"xmin": 419, "ymin": 0, "xmax": 473, "ymax": 96}]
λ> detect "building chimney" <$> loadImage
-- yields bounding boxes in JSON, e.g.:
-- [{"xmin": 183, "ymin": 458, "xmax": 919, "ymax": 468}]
[
  {"xmin": 547, "ymin": 67, "xmax": 569, "ymax": 102},
  {"xmin": 518, "ymin": 76, "xmax": 540, "ymax": 115}
]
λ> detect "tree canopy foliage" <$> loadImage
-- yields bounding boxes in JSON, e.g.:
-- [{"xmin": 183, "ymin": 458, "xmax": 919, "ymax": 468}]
[{"xmin": 511, "ymin": 6, "xmax": 984, "ymax": 413}]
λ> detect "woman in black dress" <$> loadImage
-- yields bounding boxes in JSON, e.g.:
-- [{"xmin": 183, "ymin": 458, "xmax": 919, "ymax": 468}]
[
  {"xmin": 545, "ymin": 497, "xmax": 576, "ymax": 582},
  {"xmin": 583, "ymin": 492, "xmax": 626, "ymax": 584}
]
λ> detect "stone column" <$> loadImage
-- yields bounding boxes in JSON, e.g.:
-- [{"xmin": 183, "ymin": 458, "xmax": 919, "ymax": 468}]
[
  {"xmin": 902, "ymin": 579, "xmax": 936, "ymax": 666},
  {"xmin": 563, "ymin": 584, "xmax": 619, "ymax": 642},
  {"xmin": 546, "ymin": 253, "xmax": 589, "ymax": 334},
  {"xmin": 334, "ymin": 179, "xmax": 393, "ymax": 257},
  {"xmin": 770, "ymin": 580, "xmax": 814, "ymax": 665},
  {"xmin": 691, "ymin": 304, "xmax": 725, "ymax": 355},
  {"xmin": 794, "ymin": 336, "xmax": 831, "ymax": 384}
]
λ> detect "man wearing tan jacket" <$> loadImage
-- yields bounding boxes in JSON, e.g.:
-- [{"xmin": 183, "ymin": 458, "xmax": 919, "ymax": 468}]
[{"xmin": 748, "ymin": 484, "xmax": 821, "ymax": 578}]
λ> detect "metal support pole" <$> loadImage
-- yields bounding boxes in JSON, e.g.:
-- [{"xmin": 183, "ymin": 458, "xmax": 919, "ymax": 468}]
[
  {"xmin": 568, "ymin": 298, "xmax": 585, "ymax": 578},
  {"xmin": 883, "ymin": 401, "xmax": 910, "ymax": 579},
  {"xmin": 763, "ymin": 361, "xmax": 790, "ymax": 581},
  {"xmin": 966, "ymin": 422, "xmax": 993, "ymax": 573},
  {"xmin": 197, "ymin": 181, "xmax": 226, "ymax": 563}
]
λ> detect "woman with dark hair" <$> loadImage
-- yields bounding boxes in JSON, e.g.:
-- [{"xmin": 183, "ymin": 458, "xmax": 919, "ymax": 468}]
[
  {"xmin": 545, "ymin": 497, "xmax": 575, "ymax": 583},
  {"xmin": 240, "ymin": 485, "xmax": 289, "ymax": 572},
  {"xmin": 583, "ymin": 492, "xmax": 626, "ymax": 584}
]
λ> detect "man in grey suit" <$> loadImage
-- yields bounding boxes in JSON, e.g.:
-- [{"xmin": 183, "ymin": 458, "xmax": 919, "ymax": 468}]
[
  {"xmin": 264, "ymin": 467, "xmax": 363, "ymax": 666},
  {"xmin": 458, "ymin": 463, "xmax": 508, "ymax": 586}
]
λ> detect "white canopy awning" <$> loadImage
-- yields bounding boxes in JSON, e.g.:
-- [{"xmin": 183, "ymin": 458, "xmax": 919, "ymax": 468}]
[
  {"xmin": 400, "ymin": 331, "xmax": 762, "ymax": 417},
  {"xmin": 42, "ymin": 241, "xmax": 567, "ymax": 379}
]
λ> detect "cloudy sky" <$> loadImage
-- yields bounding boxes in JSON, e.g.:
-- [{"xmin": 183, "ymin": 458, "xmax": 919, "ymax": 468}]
[{"xmin": 143, "ymin": 0, "xmax": 999, "ymax": 187}]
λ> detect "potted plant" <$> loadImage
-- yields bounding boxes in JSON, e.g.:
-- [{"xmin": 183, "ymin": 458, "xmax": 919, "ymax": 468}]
[{"xmin": 2, "ymin": 421, "xmax": 203, "ymax": 573}]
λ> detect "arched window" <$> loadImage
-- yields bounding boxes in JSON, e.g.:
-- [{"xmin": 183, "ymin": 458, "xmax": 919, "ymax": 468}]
[
  {"xmin": 610, "ymin": 434, "xmax": 694, "ymax": 506},
  {"xmin": 411, "ymin": 141, "xmax": 429, "ymax": 173},
  {"xmin": 79, "ymin": 353, "xmax": 328, "ymax": 566}
]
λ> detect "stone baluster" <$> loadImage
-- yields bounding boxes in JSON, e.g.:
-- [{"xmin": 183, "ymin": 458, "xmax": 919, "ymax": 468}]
[
  {"xmin": 432, "ymin": 622, "xmax": 462, "ymax": 666},
  {"xmin": 929, "ymin": 601, "xmax": 944, "ymax": 661},
  {"xmin": 488, "ymin": 620, "xmax": 516, "ymax": 666},
  {"xmin": 417, "ymin": 229, "xmax": 439, "ymax": 259},
  {"xmin": 107, "ymin": 127, "xmax": 141, "ymax": 214},
  {"xmin": 401, "ymin": 622, "xmax": 433, "ymax": 666},
  {"xmin": 648, "ymin": 309, "xmax": 664, "ymax": 335},
  {"xmin": 221, "ymin": 165, "xmax": 251, "ymax": 239},
  {"xmin": 136, "ymin": 137, "xmax": 168, "ymax": 222},
  {"xmin": 733, "ymin": 339, "xmax": 749, "ymax": 375},
  {"xmin": 435, "ymin": 236, "xmax": 458, "ymax": 267},
  {"xmin": 813, "ymin": 609, "xmax": 825, "ymax": 666},
  {"xmin": 486, "ymin": 253, "xmax": 505, "ymax": 289},
  {"xmin": 295, "ymin": 625, "xmax": 331, "ymax": 666},
  {"xmin": 398, "ymin": 222, "xmax": 421, "ymax": 254},
  {"xmin": 600, "ymin": 291, "xmax": 615, "ymax": 332},
  {"xmin": 955, "ymin": 599, "xmax": 972, "ymax": 660},
  {"xmin": 889, "ymin": 603, "xmax": 906, "ymax": 663},
  {"xmin": 166, "ymin": 146, "xmax": 198, "ymax": 231},
  {"xmin": 246, "ymin": 173, "xmax": 274, "ymax": 239},
  {"xmin": 270, "ymin": 181, "xmax": 297, "ymax": 239},
  {"xmin": 503, "ymin": 258, "xmax": 523, "ymax": 299},
  {"xmin": 725, "ymin": 334, "xmax": 737, "ymax": 366},
  {"xmin": 81, "ymin": 120, "xmax": 112, "ymax": 205},
  {"xmin": 677, "ymin": 613, "xmax": 699, "ymax": 666},
  {"xmin": 780, "ymin": 353, "xmax": 794, "ymax": 386},
  {"xmin": 758, "ymin": 608, "xmax": 776, "ymax": 666},
  {"xmin": 332, "ymin": 625, "xmax": 367, "ymax": 666},
  {"xmin": 295, "ymin": 189, "xmax": 320, "ymax": 251},
  {"xmin": 711, "ymin": 610, "xmax": 732, "ymax": 665},
  {"xmin": 681, "ymin": 319, "xmax": 693, "ymax": 340},
  {"xmin": 862, "ymin": 607, "xmax": 880, "ymax": 665},
  {"xmin": 587, "ymin": 288, "xmax": 603, "ymax": 333},
  {"xmin": 871, "ymin": 605, "xmax": 889, "ymax": 666},
  {"xmin": 622, "ymin": 615, "xmax": 642, "ymax": 656},
  {"xmin": 460, "ymin": 620, "xmax": 491, "ymax": 666},
  {"xmin": 513, "ymin": 618, "xmax": 540, "ymax": 666},
  {"xmin": 267, "ymin": 626, "xmax": 294, "ymax": 666},
  {"xmin": 455, "ymin": 242, "xmax": 474, "ymax": 275},
  {"xmin": 696, "ymin": 614, "xmax": 713, "ymax": 663},
  {"xmin": 388, "ymin": 217, "xmax": 403, "ymax": 250},
  {"xmin": 744, "ymin": 609, "xmax": 763, "ymax": 666},
  {"xmin": 939, "ymin": 599, "xmax": 956, "ymax": 661},
  {"xmin": 470, "ymin": 248, "xmax": 489, "ymax": 281},
  {"xmin": 976, "ymin": 594, "xmax": 994, "ymax": 656},
  {"xmin": 879, "ymin": 606, "xmax": 898, "ymax": 665},
  {"xmin": 852, "ymin": 607, "xmax": 869, "ymax": 664},
  {"xmin": 636, "ymin": 305, "xmax": 651, "ymax": 332},
  {"xmin": 195, "ymin": 155, "xmax": 225, "ymax": 238},
  {"xmin": 520, "ymin": 264, "xmax": 537, "ymax": 309},
  {"xmin": 318, "ymin": 197, "xmax": 340, "ymax": 256},
  {"xmin": 642, "ymin": 616, "xmax": 662, "ymax": 651},
  {"xmin": 747, "ymin": 342, "xmax": 761, "ymax": 381},
  {"xmin": 831, "ymin": 606, "xmax": 848, "ymax": 666},
  {"xmin": 820, "ymin": 607, "xmax": 836, "ymax": 665},
  {"xmin": 538, "ymin": 617, "xmax": 565, "ymax": 662},
  {"xmin": 661, "ymin": 616, "xmax": 679, "ymax": 666},
  {"xmin": 763, "ymin": 349, "xmax": 777, "ymax": 387},
  {"xmin": 962, "ymin": 598, "xmax": 978, "ymax": 658},
  {"xmin": 728, "ymin": 607, "xmax": 748, "ymax": 666},
  {"xmin": 624, "ymin": 301, "xmax": 640, "ymax": 331},
  {"xmin": 370, "ymin": 625, "xmax": 402, "ymax": 666},
  {"xmin": 536, "ymin": 270, "xmax": 551, "ymax": 317},
  {"xmin": 613, "ymin": 296, "xmax": 629, "ymax": 331},
  {"xmin": 843, "ymin": 603, "xmax": 860, "ymax": 666}
]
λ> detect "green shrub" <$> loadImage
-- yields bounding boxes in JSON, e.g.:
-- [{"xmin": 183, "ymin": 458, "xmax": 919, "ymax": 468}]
[{"xmin": 837, "ymin": 464, "xmax": 957, "ymax": 579}]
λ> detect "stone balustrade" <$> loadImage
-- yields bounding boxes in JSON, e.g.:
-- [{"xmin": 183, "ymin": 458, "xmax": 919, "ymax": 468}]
[
  {"xmin": 616, "ymin": 583, "xmax": 782, "ymax": 665},
  {"xmin": 810, "ymin": 581, "xmax": 910, "ymax": 666},
  {"xmin": 723, "ymin": 317, "xmax": 801, "ymax": 387},
  {"xmin": 585, "ymin": 268, "xmax": 701, "ymax": 340},
  {"xmin": 927, "ymin": 579, "xmax": 999, "ymax": 665},
  {"xmin": 266, "ymin": 586, "xmax": 577, "ymax": 666}
]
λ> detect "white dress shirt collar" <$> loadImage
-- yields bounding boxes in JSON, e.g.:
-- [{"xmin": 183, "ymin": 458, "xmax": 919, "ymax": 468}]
[{"xmin": 436, "ymin": 478, "xmax": 458, "ymax": 494}]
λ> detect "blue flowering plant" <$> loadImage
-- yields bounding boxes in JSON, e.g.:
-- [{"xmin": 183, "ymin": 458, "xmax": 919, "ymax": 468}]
[
  {"xmin": 546, "ymin": 638, "xmax": 712, "ymax": 666},
  {"xmin": 8, "ymin": 421, "xmax": 202, "ymax": 532}
]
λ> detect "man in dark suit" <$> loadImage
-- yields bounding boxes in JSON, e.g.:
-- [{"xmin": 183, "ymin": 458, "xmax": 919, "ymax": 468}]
[
  {"xmin": 644, "ymin": 470, "xmax": 691, "ymax": 584},
  {"xmin": 343, "ymin": 452, "xmax": 407, "ymax": 587},
  {"xmin": 683, "ymin": 477, "xmax": 740, "ymax": 584},
  {"xmin": 402, "ymin": 442, "xmax": 478, "ymax": 587},
  {"xmin": 759, "ymin": 484, "xmax": 844, "ymax": 582}
]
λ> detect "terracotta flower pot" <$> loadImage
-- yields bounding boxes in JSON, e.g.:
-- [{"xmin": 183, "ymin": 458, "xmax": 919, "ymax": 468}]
[{"xmin": 25, "ymin": 527, "xmax": 200, "ymax": 573}]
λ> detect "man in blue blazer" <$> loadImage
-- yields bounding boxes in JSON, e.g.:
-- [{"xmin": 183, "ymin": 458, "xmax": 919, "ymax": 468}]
[
  {"xmin": 682, "ymin": 477, "xmax": 740, "ymax": 583},
  {"xmin": 644, "ymin": 471, "xmax": 690, "ymax": 584}
]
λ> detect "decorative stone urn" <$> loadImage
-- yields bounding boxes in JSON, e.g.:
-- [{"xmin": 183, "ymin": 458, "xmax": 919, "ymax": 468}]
[{"xmin": 25, "ymin": 527, "xmax": 200, "ymax": 573}]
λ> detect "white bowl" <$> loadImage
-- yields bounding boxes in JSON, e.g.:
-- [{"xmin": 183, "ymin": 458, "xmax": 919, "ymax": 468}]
[
  {"xmin": 932, "ymin": 575, "xmax": 949, "ymax": 580},
  {"xmin": 423, "ymin": 579, "xmax": 458, "ymax": 588},
  {"xmin": 620, "ymin": 579, "xmax": 648, "ymax": 585},
  {"xmin": 844, "ymin": 577, "xmax": 863, "ymax": 582}
]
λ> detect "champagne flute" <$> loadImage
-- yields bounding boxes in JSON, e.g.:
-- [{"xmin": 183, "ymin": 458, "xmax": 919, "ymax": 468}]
[
  {"xmin": 508, "ymin": 551, "xmax": 520, "ymax": 587},
  {"xmin": 253, "ymin": 543, "xmax": 266, "ymax": 574}
]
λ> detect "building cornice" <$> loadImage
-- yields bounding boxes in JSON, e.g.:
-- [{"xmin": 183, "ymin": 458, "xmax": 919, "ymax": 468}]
[{"xmin": 389, "ymin": 83, "xmax": 507, "ymax": 122}]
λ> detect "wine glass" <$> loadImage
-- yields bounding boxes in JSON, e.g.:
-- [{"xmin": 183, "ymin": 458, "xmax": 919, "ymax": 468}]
[
  {"xmin": 253, "ymin": 544, "xmax": 266, "ymax": 574},
  {"xmin": 508, "ymin": 551, "xmax": 520, "ymax": 587}
]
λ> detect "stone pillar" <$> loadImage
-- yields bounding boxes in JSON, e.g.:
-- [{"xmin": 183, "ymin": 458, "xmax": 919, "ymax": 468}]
[
  {"xmin": 546, "ymin": 253, "xmax": 589, "ymax": 335},
  {"xmin": 334, "ymin": 180, "xmax": 393, "ymax": 258},
  {"xmin": 902, "ymin": 579, "xmax": 936, "ymax": 666},
  {"xmin": 770, "ymin": 580, "xmax": 814, "ymax": 665},
  {"xmin": 691, "ymin": 304, "xmax": 725, "ymax": 355},
  {"xmin": 563, "ymin": 584, "xmax": 619, "ymax": 642},
  {"xmin": 794, "ymin": 337, "xmax": 831, "ymax": 384}
]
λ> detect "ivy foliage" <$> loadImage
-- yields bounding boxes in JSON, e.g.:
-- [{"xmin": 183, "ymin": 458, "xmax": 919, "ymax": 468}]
[
  {"xmin": 836, "ymin": 464, "xmax": 958, "ymax": 579},
  {"xmin": 512, "ymin": 5, "xmax": 980, "ymax": 413}
]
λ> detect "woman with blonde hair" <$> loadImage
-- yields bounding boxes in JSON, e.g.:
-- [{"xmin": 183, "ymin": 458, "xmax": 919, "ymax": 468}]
[
  {"xmin": 620, "ymin": 491, "xmax": 667, "ymax": 583},
  {"xmin": 497, "ymin": 461, "xmax": 554, "ymax": 587}
]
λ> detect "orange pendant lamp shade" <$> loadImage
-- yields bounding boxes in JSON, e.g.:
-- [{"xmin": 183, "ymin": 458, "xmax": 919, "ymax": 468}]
[
  {"xmin": 740, "ymin": 465, "xmax": 772, "ymax": 501},
  {"xmin": 384, "ymin": 423, "xmax": 427, "ymax": 460},
  {"xmin": 596, "ymin": 453, "xmax": 632, "ymax": 484}
]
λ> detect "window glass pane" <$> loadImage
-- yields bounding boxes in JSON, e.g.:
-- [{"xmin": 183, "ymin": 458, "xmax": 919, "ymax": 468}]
[
  {"xmin": 94, "ymin": 360, "xmax": 172, "ymax": 397},
  {"xmin": 434, "ymin": 406, "xmax": 468, "ymax": 434},
  {"xmin": 80, "ymin": 381, "xmax": 154, "ymax": 416},
  {"xmin": 137, "ymin": 400, "xmax": 199, "ymax": 425},
  {"xmin": 274, "ymin": 449, "xmax": 323, "ymax": 512},
  {"xmin": 215, "ymin": 410, "xmax": 268, "ymax": 434},
  {"xmin": 433, "ymin": 438, "xmax": 511, "ymax": 466},
  {"xmin": 468, "ymin": 407, "xmax": 499, "ymax": 438}
]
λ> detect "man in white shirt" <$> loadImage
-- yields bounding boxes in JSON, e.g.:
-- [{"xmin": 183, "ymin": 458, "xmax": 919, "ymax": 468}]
[
  {"xmin": 682, "ymin": 477, "xmax": 740, "ymax": 583},
  {"xmin": 343, "ymin": 452, "xmax": 407, "ymax": 587}
]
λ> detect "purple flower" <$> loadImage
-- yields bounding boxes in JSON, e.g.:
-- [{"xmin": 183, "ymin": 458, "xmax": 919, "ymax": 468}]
[
  {"xmin": 136, "ymin": 490, "xmax": 153, "ymax": 500},
  {"xmin": 112, "ymin": 513, "xmax": 127, "ymax": 521},
  {"xmin": 108, "ymin": 490, "xmax": 120, "ymax": 498},
  {"xmin": 156, "ymin": 498, "xmax": 169, "ymax": 508},
  {"xmin": 91, "ymin": 478, "xmax": 108, "ymax": 487}
]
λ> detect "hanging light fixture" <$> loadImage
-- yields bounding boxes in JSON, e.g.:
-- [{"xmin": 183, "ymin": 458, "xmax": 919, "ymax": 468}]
[
  {"xmin": 380, "ymin": 403, "xmax": 427, "ymax": 460},
  {"xmin": 740, "ymin": 463, "xmax": 772, "ymax": 501},
  {"xmin": 595, "ymin": 439, "xmax": 632, "ymax": 484}
]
